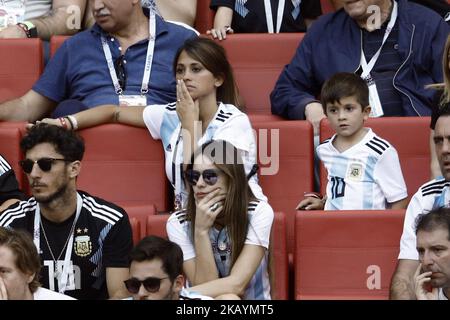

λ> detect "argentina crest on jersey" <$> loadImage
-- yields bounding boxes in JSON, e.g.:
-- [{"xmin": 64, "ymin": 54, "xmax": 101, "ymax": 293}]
[
  {"xmin": 74, "ymin": 228, "xmax": 92, "ymax": 257},
  {"xmin": 346, "ymin": 161, "xmax": 365, "ymax": 182}
]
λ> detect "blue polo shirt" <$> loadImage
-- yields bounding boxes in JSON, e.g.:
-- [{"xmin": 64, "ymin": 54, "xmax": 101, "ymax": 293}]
[{"xmin": 33, "ymin": 10, "xmax": 198, "ymax": 107}]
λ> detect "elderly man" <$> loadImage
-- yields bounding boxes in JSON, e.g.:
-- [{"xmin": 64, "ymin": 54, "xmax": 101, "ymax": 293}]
[
  {"xmin": 0, "ymin": 0, "xmax": 88, "ymax": 40},
  {"xmin": 390, "ymin": 104, "xmax": 450, "ymax": 299},
  {"xmin": 0, "ymin": 0, "xmax": 197, "ymax": 120},
  {"xmin": 271, "ymin": 0, "xmax": 450, "ymax": 132},
  {"xmin": 0, "ymin": 124, "xmax": 133, "ymax": 300},
  {"xmin": 414, "ymin": 207, "xmax": 450, "ymax": 300}
]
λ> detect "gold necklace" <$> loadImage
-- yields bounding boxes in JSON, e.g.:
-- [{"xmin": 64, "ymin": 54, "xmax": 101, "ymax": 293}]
[{"xmin": 40, "ymin": 215, "xmax": 77, "ymax": 279}]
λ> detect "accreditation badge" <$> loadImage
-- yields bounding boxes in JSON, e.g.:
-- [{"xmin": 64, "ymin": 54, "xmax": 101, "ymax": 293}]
[
  {"xmin": 119, "ymin": 95, "xmax": 147, "ymax": 107},
  {"xmin": 368, "ymin": 82, "xmax": 384, "ymax": 118}
]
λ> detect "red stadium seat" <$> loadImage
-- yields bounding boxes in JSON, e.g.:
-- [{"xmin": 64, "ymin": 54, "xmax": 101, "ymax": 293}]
[
  {"xmin": 319, "ymin": 117, "xmax": 431, "ymax": 200},
  {"xmin": 252, "ymin": 120, "xmax": 314, "ymax": 256},
  {"xmin": 218, "ymin": 33, "xmax": 305, "ymax": 115},
  {"xmin": 77, "ymin": 124, "xmax": 168, "ymax": 211},
  {"xmin": 50, "ymin": 35, "xmax": 69, "ymax": 57},
  {"xmin": 130, "ymin": 217, "xmax": 141, "ymax": 245},
  {"xmin": 146, "ymin": 214, "xmax": 170, "ymax": 238},
  {"xmin": 124, "ymin": 204, "xmax": 157, "ymax": 241},
  {"xmin": 0, "ymin": 122, "xmax": 26, "ymax": 189},
  {"xmin": 195, "ymin": 0, "xmax": 214, "ymax": 33},
  {"xmin": 270, "ymin": 211, "xmax": 289, "ymax": 300},
  {"xmin": 320, "ymin": 0, "xmax": 336, "ymax": 14},
  {"xmin": 0, "ymin": 39, "xmax": 43, "ymax": 103},
  {"xmin": 295, "ymin": 210, "xmax": 405, "ymax": 300}
]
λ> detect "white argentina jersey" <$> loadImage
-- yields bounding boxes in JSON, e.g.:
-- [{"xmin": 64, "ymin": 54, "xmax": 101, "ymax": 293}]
[{"xmin": 318, "ymin": 128, "xmax": 407, "ymax": 210}]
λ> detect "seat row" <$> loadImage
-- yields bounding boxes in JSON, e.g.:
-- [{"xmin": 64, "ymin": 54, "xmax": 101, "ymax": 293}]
[
  {"xmin": 129, "ymin": 209, "xmax": 405, "ymax": 300},
  {"xmin": 0, "ymin": 33, "xmax": 305, "ymax": 117}
]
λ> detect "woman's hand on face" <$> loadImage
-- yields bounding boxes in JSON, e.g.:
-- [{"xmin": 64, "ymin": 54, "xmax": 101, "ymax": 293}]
[
  {"xmin": 0, "ymin": 277, "xmax": 8, "ymax": 300},
  {"xmin": 176, "ymin": 79, "xmax": 199, "ymax": 127},
  {"xmin": 195, "ymin": 188, "xmax": 226, "ymax": 232}
]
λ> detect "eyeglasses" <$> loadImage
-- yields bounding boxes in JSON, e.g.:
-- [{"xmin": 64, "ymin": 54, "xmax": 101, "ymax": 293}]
[
  {"xmin": 124, "ymin": 276, "xmax": 169, "ymax": 294},
  {"xmin": 114, "ymin": 55, "xmax": 127, "ymax": 91},
  {"xmin": 19, "ymin": 158, "xmax": 71, "ymax": 174},
  {"xmin": 185, "ymin": 169, "xmax": 220, "ymax": 186}
]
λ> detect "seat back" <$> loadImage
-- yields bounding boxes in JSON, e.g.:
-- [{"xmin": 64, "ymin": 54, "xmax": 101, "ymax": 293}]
[
  {"xmin": 218, "ymin": 33, "xmax": 304, "ymax": 115},
  {"xmin": 0, "ymin": 122, "xmax": 25, "ymax": 189},
  {"xmin": 253, "ymin": 120, "xmax": 314, "ymax": 255},
  {"xmin": 146, "ymin": 214, "xmax": 170, "ymax": 238},
  {"xmin": 130, "ymin": 217, "xmax": 141, "ymax": 245},
  {"xmin": 0, "ymin": 39, "xmax": 43, "ymax": 103},
  {"xmin": 270, "ymin": 211, "xmax": 289, "ymax": 300},
  {"xmin": 77, "ymin": 124, "xmax": 168, "ymax": 211},
  {"xmin": 295, "ymin": 210, "xmax": 405, "ymax": 299},
  {"xmin": 195, "ymin": 0, "xmax": 214, "ymax": 33},
  {"xmin": 123, "ymin": 204, "xmax": 157, "ymax": 241},
  {"xmin": 50, "ymin": 35, "xmax": 70, "ymax": 57},
  {"xmin": 319, "ymin": 117, "xmax": 431, "ymax": 200}
]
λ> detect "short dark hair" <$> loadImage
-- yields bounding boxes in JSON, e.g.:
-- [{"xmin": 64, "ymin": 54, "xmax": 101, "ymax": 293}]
[
  {"xmin": 415, "ymin": 207, "xmax": 450, "ymax": 241},
  {"xmin": 320, "ymin": 72, "xmax": 369, "ymax": 112},
  {"xmin": 20, "ymin": 123, "xmax": 85, "ymax": 161},
  {"xmin": 435, "ymin": 102, "xmax": 450, "ymax": 124},
  {"xmin": 129, "ymin": 236, "xmax": 183, "ymax": 282},
  {"xmin": 0, "ymin": 227, "xmax": 41, "ymax": 293}
]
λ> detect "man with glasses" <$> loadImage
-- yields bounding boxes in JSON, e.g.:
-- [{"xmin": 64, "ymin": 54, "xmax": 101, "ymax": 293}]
[
  {"xmin": 0, "ymin": 123, "xmax": 133, "ymax": 300},
  {"xmin": 0, "ymin": 0, "xmax": 198, "ymax": 120},
  {"xmin": 125, "ymin": 235, "xmax": 212, "ymax": 300},
  {"xmin": 0, "ymin": 154, "xmax": 24, "ymax": 212}
]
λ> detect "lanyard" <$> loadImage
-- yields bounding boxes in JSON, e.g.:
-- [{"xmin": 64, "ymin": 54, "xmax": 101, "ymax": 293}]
[
  {"xmin": 172, "ymin": 125, "xmax": 184, "ymax": 210},
  {"xmin": 33, "ymin": 193, "xmax": 83, "ymax": 294},
  {"xmin": 263, "ymin": 0, "xmax": 285, "ymax": 33},
  {"xmin": 360, "ymin": 0, "xmax": 398, "ymax": 79},
  {"xmin": 101, "ymin": 11, "xmax": 156, "ymax": 95}
]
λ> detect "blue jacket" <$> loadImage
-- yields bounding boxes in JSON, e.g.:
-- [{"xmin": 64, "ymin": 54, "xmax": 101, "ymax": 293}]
[{"xmin": 270, "ymin": 0, "xmax": 450, "ymax": 119}]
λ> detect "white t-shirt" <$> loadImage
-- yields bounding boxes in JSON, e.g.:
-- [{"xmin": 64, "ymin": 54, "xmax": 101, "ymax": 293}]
[
  {"xmin": 166, "ymin": 200, "xmax": 274, "ymax": 300},
  {"xmin": 318, "ymin": 128, "xmax": 407, "ymax": 210},
  {"xmin": 143, "ymin": 102, "xmax": 266, "ymax": 206},
  {"xmin": 399, "ymin": 178, "xmax": 450, "ymax": 260},
  {"xmin": 33, "ymin": 287, "xmax": 76, "ymax": 300},
  {"xmin": 1, "ymin": 0, "xmax": 52, "ymax": 20}
]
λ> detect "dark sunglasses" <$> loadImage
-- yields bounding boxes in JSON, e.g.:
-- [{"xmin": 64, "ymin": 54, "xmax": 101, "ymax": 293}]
[
  {"xmin": 114, "ymin": 55, "xmax": 127, "ymax": 91},
  {"xmin": 124, "ymin": 277, "xmax": 168, "ymax": 294},
  {"xmin": 19, "ymin": 158, "xmax": 71, "ymax": 174},
  {"xmin": 185, "ymin": 169, "xmax": 220, "ymax": 186}
]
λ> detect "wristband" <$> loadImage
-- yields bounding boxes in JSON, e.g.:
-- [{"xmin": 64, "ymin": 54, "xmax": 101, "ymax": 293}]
[
  {"xmin": 16, "ymin": 21, "xmax": 38, "ymax": 38},
  {"xmin": 67, "ymin": 115, "xmax": 78, "ymax": 130}
]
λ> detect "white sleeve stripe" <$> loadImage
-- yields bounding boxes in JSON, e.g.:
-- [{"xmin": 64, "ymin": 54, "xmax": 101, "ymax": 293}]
[
  {"xmin": 82, "ymin": 203, "xmax": 120, "ymax": 224},
  {"xmin": 82, "ymin": 195, "xmax": 123, "ymax": 218},
  {"xmin": 0, "ymin": 160, "xmax": 11, "ymax": 172},
  {"xmin": 0, "ymin": 201, "xmax": 36, "ymax": 226},
  {"xmin": 89, "ymin": 211, "xmax": 117, "ymax": 225}
]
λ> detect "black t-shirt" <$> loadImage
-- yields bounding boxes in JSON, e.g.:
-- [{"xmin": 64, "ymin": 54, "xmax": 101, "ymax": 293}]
[
  {"xmin": 0, "ymin": 190, "xmax": 132, "ymax": 300},
  {"xmin": 0, "ymin": 155, "xmax": 25, "ymax": 207},
  {"xmin": 210, "ymin": 0, "xmax": 322, "ymax": 33}
]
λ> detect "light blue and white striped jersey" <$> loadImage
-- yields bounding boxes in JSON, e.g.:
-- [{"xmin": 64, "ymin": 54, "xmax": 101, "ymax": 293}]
[
  {"xmin": 399, "ymin": 177, "xmax": 450, "ymax": 260},
  {"xmin": 318, "ymin": 128, "xmax": 407, "ymax": 210},
  {"xmin": 167, "ymin": 200, "xmax": 274, "ymax": 300},
  {"xmin": 143, "ymin": 102, "xmax": 266, "ymax": 205}
]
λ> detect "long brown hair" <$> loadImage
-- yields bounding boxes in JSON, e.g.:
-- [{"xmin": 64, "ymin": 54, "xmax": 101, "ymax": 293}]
[
  {"xmin": 186, "ymin": 140, "xmax": 255, "ymax": 269},
  {"xmin": 0, "ymin": 227, "xmax": 41, "ymax": 293},
  {"xmin": 173, "ymin": 37, "xmax": 240, "ymax": 107}
]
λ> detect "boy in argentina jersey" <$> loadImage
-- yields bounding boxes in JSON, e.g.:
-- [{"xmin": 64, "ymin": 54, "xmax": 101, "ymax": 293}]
[
  {"xmin": 0, "ymin": 124, "xmax": 132, "ymax": 300},
  {"xmin": 297, "ymin": 73, "xmax": 408, "ymax": 211}
]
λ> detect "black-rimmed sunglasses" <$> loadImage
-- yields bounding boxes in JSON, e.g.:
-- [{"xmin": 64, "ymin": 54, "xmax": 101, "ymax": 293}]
[
  {"xmin": 124, "ymin": 276, "xmax": 169, "ymax": 294},
  {"xmin": 185, "ymin": 169, "xmax": 220, "ymax": 186},
  {"xmin": 19, "ymin": 158, "xmax": 71, "ymax": 174},
  {"xmin": 114, "ymin": 55, "xmax": 127, "ymax": 90}
]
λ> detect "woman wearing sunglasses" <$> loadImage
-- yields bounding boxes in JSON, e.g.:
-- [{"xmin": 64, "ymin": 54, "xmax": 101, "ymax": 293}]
[
  {"xmin": 38, "ymin": 37, "xmax": 266, "ymax": 210},
  {"xmin": 167, "ymin": 140, "xmax": 274, "ymax": 300}
]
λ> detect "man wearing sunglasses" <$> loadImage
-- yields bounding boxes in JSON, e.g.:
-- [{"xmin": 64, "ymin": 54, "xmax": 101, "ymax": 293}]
[
  {"xmin": 0, "ymin": 154, "xmax": 25, "ymax": 212},
  {"xmin": 0, "ymin": 124, "xmax": 133, "ymax": 300},
  {"xmin": 125, "ymin": 236, "xmax": 212, "ymax": 300},
  {"xmin": 0, "ymin": 0, "xmax": 197, "ymax": 120}
]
